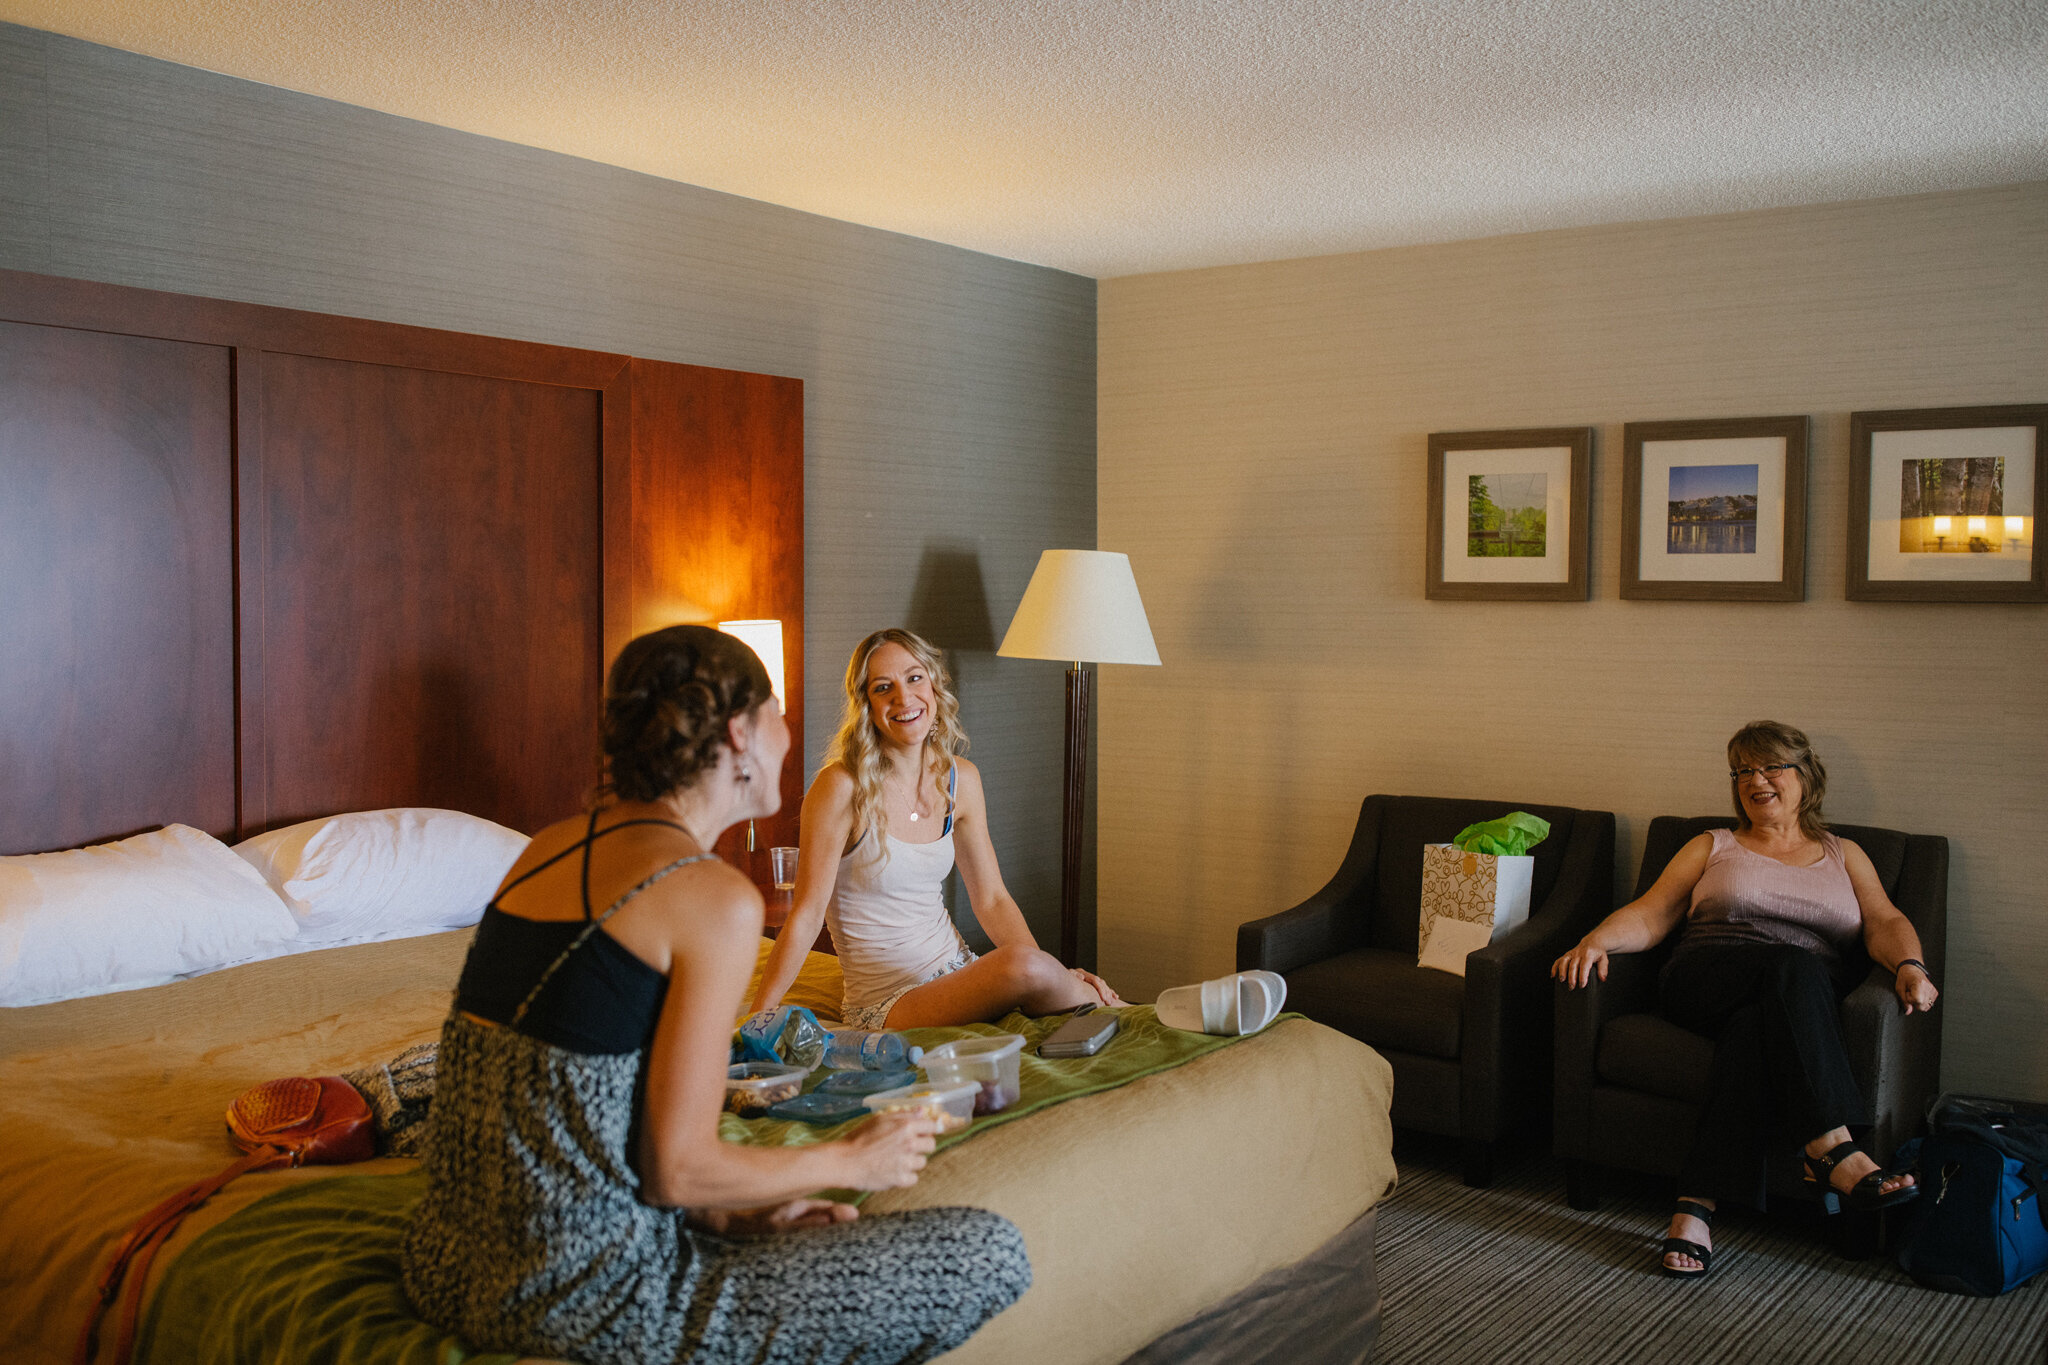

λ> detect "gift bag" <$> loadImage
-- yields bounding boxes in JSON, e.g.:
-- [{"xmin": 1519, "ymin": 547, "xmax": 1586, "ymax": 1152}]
[{"xmin": 1416, "ymin": 844, "xmax": 1535, "ymax": 976}]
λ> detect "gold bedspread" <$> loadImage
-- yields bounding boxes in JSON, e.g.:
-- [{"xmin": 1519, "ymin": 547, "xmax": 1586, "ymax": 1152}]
[{"xmin": 0, "ymin": 932, "xmax": 1395, "ymax": 1365}]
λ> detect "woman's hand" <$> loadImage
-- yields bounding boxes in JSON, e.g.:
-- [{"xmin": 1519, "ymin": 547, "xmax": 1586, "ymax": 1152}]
[
  {"xmin": 1551, "ymin": 941, "xmax": 1609, "ymax": 990},
  {"xmin": 1894, "ymin": 963, "xmax": 1939, "ymax": 1016},
  {"xmin": 838, "ymin": 1111, "xmax": 939, "ymax": 1191},
  {"xmin": 1069, "ymin": 967, "xmax": 1124, "ymax": 1007}
]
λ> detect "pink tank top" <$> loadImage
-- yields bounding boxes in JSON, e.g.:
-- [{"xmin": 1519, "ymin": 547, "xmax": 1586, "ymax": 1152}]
[{"xmin": 1678, "ymin": 828, "xmax": 1862, "ymax": 961}]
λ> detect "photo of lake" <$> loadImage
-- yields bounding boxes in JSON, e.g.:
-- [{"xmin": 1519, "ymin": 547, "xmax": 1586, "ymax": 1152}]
[
  {"xmin": 1666, "ymin": 463, "xmax": 1758, "ymax": 555},
  {"xmin": 1898, "ymin": 456, "xmax": 2004, "ymax": 553},
  {"xmin": 1467, "ymin": 472, "xmax": 1547, "ymax": 557}
]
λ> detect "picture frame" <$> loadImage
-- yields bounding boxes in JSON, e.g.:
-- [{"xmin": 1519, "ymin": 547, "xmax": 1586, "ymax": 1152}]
[
  {"xmin": 1620, "ymin": 416, "xmax": 1808, "ymax": 601},
  {"xmin": 1426, "ymin": 427, "xmax": 1592, "ymax": 601},
  {"xmin": 1846, "ymin": 404, "xmax": 2045, "ymax": 603}
]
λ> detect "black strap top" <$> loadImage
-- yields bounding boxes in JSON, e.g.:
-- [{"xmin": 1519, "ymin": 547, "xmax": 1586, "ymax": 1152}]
[{"xmin": 454, "ymin": 812, "xmax": 716, "ymax": 1055}]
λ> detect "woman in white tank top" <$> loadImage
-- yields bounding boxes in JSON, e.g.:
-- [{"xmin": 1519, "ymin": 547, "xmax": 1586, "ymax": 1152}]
[{"xmin": 752, "ymin": 628, "xmax": 1121, "ymax": 1028}]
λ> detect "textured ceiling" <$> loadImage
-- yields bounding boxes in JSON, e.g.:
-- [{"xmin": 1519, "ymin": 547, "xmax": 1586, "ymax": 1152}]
[{"xmin": 8, "ymin": 0, "xmax": 2046, "ymax": 277}]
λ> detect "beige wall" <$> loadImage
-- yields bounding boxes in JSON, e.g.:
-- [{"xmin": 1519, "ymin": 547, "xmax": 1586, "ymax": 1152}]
[{"xmin": 1098, "ymin": 182, "xmax": 2048, "ymax": 1099}]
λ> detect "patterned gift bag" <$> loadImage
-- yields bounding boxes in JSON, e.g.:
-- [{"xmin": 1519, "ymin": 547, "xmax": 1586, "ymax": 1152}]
[{"xmin": 1416, "ymin": 845, "xmax": 1535, "ymax": 976}]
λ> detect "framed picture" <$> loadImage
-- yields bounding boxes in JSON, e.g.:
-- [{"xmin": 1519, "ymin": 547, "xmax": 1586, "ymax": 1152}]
[
  {"xmin": 1620, "ymin": 416, "xmax": 1808, "ymax": 601},
  {"xmin": 1426, "ymin": 428, "xmax": 1591, "ymax": 601},
  {"xmin": 1847, "ymin": 404, "xmax": 2045, "ymax": 603}
]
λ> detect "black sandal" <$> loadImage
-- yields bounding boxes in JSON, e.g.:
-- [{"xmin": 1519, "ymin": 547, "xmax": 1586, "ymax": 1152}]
[
  {"xmin": 1660, "ymin": 1198, "xmax": 1716, "ymax": 1280},
  {"xmin": 1801, "ymin": 1140, "xmax": 1919, "ymax": 1214}
]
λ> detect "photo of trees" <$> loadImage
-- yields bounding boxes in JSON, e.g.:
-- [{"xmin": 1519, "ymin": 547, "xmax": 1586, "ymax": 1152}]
[
  {"xmin": 1467, "ymin": 472, "xmax": 1547, "ymax": 557},
  {"xmin": 1899, "ymin": 457, "xmax": 2005, "ymax": 552}
]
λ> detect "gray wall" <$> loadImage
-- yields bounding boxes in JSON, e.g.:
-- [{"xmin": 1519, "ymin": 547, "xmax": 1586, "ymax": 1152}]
[{"xmin": 0, "ymin": 22, "xmax": 1097, "ymax": 950}]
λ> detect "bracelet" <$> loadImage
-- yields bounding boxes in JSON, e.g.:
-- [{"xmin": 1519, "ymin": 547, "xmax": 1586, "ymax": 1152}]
[{"xmin": 1894, "ymin": 958, "xmax": 1930, "ymax": 979}]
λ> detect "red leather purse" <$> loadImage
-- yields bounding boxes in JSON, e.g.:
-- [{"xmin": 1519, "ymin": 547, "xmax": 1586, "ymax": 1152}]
[{"xmin": 76, "ymin": 1076, "xmax": 375, "ymax": 1365}]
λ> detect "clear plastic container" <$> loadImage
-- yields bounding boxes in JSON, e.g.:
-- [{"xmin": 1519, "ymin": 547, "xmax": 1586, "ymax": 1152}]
[
  {"xmin": 919, "ymin": 1034, "xmax": 1026, "ymax": 1116},
  {"xmin": 862, "ymin": 1080, "xmax": 979, "ymax": 1134},
  {"xmin": 725, "ymin": 1061, "xmax": 808, "ymax": 1118},
  {"xmin": 815, "ymin": 1068, "xmax": 920, "ymax": 1097},
  {"xmin": 822, "ymin": 1029, "xmax": 925, "ymax": 1071},
  {"xmin": 767, "ymin": 1091, "xmax": 871, "ymax": 1126}
]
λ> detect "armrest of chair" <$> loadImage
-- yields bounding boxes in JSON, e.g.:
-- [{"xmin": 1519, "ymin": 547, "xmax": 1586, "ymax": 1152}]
[
  {"xmin": 1840, "ymin": 965, "xmax": 1919, "ymax": 1158},
  {"xmin": 1552, "ymin": 950, "xmax": 1660, "ymax": 1159},
  {"xmin": 1237, "ymin": 897, "xmax": 1351, "ymax": 976},
  {"xmin": 1464, "ymin": 808, "xmax": 1616, "ymax": 1006},
  {"xmin": 1237, "ymin": 797, "xmax": 1382, "ymax": 975},
  {"xmin": 1459, "ymin": 811, "xmax": 1616, "ymax": 1141}
]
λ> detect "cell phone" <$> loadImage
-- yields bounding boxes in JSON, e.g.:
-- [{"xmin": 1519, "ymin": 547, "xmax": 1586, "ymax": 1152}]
[{"xmin": 1040, "ymin": 1004, "xmax": 1120, "ymax": 1058}]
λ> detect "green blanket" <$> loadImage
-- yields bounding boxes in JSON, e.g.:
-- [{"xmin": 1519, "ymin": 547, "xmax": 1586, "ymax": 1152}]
[
  {"xmin": 138, "ymin": 1006, "xmax": 1276, "ymax": 1364},
  {"xmin": 718, "ymin": 1007, "xmax": 1252, "ymax": 1196}
]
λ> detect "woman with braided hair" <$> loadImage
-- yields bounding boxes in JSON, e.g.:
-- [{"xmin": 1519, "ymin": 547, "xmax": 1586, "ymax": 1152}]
[
  {"xmin": 403, "ymin": 625, "xmax": 1028, "ymax": 1364},
  {"xmin": 752, "ymin": 627, "xmax": 1120, "ymax": 1029}
]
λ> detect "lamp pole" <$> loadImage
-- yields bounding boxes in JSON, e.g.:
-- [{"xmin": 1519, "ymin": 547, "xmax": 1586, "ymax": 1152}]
[{"xmin": 1059, "ymin": 661, "xmax": 1089, "ymax": 966}]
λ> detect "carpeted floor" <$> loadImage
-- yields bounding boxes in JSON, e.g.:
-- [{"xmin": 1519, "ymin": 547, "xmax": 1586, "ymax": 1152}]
[{"xmin": 1371, "ymin": 1147, "xmax": 2048, "ymax": 1364}]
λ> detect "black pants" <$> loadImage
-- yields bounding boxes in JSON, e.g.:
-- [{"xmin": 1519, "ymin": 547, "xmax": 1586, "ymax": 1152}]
[{"xmin": 1660, "ymin": 943, "xmax": 1864, "ymax": 1210}]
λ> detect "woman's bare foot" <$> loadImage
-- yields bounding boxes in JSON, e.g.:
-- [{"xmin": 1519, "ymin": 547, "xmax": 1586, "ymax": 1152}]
[{"xmin": 1663, "ymin": 1197, "xmax": 1714, "ymax": 1273}]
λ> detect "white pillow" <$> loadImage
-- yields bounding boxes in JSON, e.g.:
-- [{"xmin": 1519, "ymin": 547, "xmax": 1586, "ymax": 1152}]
[
  {"xmin": 233, "ymin": 808, "xmax": 529, "ymax": 942},
  {"xmin": 0, "ymin": 824, "xmax": 303, "ymax": 1007}
]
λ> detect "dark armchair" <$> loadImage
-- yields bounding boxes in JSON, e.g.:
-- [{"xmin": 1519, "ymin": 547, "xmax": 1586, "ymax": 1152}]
[
  {"xmin": 1238, "ymin": 794, "xmax": 1616, "ymax": 1187},
  {"xmin": 1553, "ymin": 816, "xmax": 1947, "ymax": 1210}
]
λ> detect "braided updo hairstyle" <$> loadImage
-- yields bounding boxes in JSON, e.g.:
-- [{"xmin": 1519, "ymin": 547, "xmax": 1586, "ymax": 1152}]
[{"xmin": 600, "ymin": 625, "xmax": 773, "ymax": 804}]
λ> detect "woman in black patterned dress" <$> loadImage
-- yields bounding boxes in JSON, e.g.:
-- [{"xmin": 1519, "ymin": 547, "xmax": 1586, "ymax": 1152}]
[{"xmin": 402, "ymin": 625, "xmax": 1029, "ymax": 1364}]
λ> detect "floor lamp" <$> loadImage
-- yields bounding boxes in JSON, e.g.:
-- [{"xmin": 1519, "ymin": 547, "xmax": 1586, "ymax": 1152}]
[{"xmin": 997, "ymin": 550, "xmax": 1159, "ymax": 966}]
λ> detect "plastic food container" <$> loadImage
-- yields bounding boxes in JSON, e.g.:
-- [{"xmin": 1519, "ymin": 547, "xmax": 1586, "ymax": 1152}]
[
  {"xmin": 725, "ymin": 1062, "xmax": 808, "ymax": 1118},
  {"xmin": 862, "ymin": 1081, "xmax": 979, "ymax": 1134},
  {"xmin": 919, "ymin": 1034, "xmax": 1026, "ymax": 1116},
  {"xmin": 767, "ymin": 1091, "xmax": 872, "ymax": 1126},
  {"xmin": 815, "ymin": 1068, "xmax": 920, "ymax": 1097}
]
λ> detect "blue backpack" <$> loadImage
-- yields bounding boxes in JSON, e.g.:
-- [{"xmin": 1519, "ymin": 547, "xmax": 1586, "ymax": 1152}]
[{"xmin": 1893, "ymin": 1094, "xmax": 2048, "ymax": 1296}]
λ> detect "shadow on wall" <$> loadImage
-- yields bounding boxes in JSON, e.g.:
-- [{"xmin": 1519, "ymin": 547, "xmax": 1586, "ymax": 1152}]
[
  {"xmin": 906, "ymin": 542, "xmax": 997, "ymax": 655},
  {"xmin": 905, "ymin": 541, "xmax": 999, "ymax": 945}
]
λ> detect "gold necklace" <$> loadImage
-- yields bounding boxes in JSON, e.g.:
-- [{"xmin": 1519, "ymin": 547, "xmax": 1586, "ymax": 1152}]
[{"xmin": 899, "ymin": 770, "xmax": 930, "ymax": 823}]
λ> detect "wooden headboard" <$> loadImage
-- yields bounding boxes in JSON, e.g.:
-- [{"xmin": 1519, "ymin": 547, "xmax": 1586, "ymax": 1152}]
[{"xmin": 0, "ymin": 269, "xmax": 803, "ymax": 878}]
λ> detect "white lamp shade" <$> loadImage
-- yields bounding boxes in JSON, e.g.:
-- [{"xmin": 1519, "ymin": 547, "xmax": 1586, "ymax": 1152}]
[
  {"xmin": 718, "ymin": 619, "xmax": 786, "ymax": 712},
  {"xmin": 998, "ymin": 550, "xmax": 1161, "ymax": 666}
]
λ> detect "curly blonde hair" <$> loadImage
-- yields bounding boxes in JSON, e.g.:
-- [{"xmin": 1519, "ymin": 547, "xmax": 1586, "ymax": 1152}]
[{"xmin": 827, "ymin": 628, "xmax": 968, "ymax": 861}]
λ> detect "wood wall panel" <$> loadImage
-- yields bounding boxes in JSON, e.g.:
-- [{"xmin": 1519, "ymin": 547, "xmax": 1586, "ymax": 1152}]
[
  {"xmin": 628, "ymin": 358, "xmax": 805, "ymax": 872},
  {"xmin": 0, "ymin": 320, "xmax": 235, "ymax": 853},
  {"xmin": 0, "ymin": 269, "xmax": 804, "ymax": 878},
  {"xmin": 244, "ymin": 352, "xmax": 605, "ymax": 835}
]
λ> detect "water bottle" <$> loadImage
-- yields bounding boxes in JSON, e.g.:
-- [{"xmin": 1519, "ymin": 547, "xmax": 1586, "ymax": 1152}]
[
  {"xmin": 822, "ymin": 1028, "xmax": 924, "ymax": 1071},
  {"xmin": 734, "ymin": 1006, "xmax": 827, "ymax": 1071}
]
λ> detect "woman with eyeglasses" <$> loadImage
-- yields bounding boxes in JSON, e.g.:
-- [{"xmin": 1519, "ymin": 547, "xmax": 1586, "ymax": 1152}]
[{"xmin": 1551, "ymin": 720, "xmax": 1937, "ymax": 1282}]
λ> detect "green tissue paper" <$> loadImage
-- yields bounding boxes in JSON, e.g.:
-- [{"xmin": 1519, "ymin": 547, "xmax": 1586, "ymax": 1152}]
[{"xmin": 1451, "ymin": 812, "xmax": 1550, "ymax": 857}]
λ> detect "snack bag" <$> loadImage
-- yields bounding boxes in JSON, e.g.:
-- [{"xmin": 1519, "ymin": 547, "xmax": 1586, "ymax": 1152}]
[{"xmin": 732, "ymin": 1006, "xmax": 826, "ymax": 1071}]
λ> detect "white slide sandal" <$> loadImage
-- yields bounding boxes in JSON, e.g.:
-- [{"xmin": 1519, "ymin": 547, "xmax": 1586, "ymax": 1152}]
[{"xmin": 1155, "ymin": 970, "xmax": 1287, "ymax": 1035}]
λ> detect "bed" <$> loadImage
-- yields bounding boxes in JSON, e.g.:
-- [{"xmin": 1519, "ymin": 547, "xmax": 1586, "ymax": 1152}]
[{"xmin": 0, "ymin": 928, "xmax": 1395, "ymax": 1364}]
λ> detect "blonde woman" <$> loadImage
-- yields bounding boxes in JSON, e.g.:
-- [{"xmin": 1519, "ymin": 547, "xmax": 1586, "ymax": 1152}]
[{"xmin": 753, "ymin": 628, "xmax": 1120, "ymax": 1028}]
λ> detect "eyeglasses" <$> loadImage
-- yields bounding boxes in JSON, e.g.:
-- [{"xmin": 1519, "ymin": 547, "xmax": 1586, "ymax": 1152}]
[{"xmin": 1729, "ymin": 763, "xmax": 1797, "ymax": 781}]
